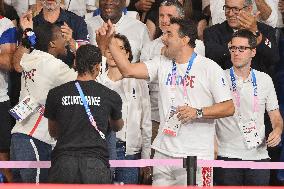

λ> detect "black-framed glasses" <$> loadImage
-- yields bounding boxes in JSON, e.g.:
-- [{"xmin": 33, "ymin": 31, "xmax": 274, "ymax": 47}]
[
  {"xmin": 228, "ymin": 46, "xmax": 252, "ymax": 53},
  {"xmin": 223, "ymin": 5, "xmax": 247, "ymax": 14}
]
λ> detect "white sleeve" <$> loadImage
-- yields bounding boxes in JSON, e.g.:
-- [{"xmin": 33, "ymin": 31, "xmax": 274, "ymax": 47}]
[
  {"xmin": 265, "ymin": 75, "xmax": 279, "ymax": 111},
  {"xmin": 202, "ymin": 0, "xmax": 210, "ymax": 10},
  {"xmin": 29, "ymin": 0, "xmax": 36, "ymax": 5},
  {"xmin": 194, "ymin": 40, "xmax": 205, "ymax": 56},
  {"xmin": 140, "ymin": 41, "xmax": 152, "ymax": 62},
  {"xmin": 208, "ymin": 63, "xmax": 232, "ymax": 103},
  {"xmin": 210, "ymin": 0, "xmax": 226, "ymax": 25},
  {"xmin": 55, "ymin": 63, "xmax": 77, "ymax": 87},
  {"xmin": 144, "ymin": 56, "xmax": 160, "ymax": 83},
  {"xmin": 140, "ymin": 26, "xmax": 151, "ymax": 59},
  {"xmin": 139, "ymin": 80, "xmax": 152, "ymax": 159},
  {"xmin": 261, "ymin": 0, "xmax": 278, "ymax": 27}
]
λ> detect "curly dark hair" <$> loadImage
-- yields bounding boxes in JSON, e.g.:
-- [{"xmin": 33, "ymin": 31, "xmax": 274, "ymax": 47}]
[{"xmin": 75, "ymin": 44, "xmax": 102, "ymax": 75}]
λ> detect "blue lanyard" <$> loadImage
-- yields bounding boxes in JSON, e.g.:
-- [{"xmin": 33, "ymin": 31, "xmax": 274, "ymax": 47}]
[
  {"xmin": 75, "ymin": 82, "xmax": 105, "ymax": 139},
  {"xmin": 229, "ymin": 67, "xmax": 258, "ymax": 111},
  {"xmin": 172, "ymin": 52, "xmax": 197, "ymax": 82}
]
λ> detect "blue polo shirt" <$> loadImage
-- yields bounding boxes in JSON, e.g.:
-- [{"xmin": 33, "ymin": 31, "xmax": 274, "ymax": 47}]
[{"xmin": 33, "ymin": 9, "xmax": 89, "ymax": 66}]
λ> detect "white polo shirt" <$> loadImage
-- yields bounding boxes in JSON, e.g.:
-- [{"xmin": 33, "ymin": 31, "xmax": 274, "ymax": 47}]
[
  {"xmin": 210, "ymin": 0, "xmax": 278, "ymax": 28},
  {"xmin": 145, "ymin": 54, "xmax": 232, "ymax": 159},
  {"xmin": 97, "ymin": 72, "xmax": 152, "ymax": 159},
  {"xmin": 140, "ymin": 37, "xmax": 205, "ymax": 123},
  {"xmin": 216, "ymin": 69, "xmax": 279, "ymax": 160},
  {"xmin": 86, "ymin": 14, "xmax": 150, "ymax": 62}
]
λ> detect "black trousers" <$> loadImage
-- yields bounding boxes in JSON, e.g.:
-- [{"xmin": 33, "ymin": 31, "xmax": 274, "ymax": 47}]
[
  {"xmin": 214, "ymin": 156, "xmax": 270, "ymax": 186},
  {"xmin": 48, "ymin": 155, "xmax": 112, "ymax": 184}
]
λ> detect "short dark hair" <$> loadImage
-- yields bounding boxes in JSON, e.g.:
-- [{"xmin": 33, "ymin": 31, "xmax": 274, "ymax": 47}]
[
  {"xmin": 114, "ymin": 33, "xmax": 133, "ymax": 62},
  {"xmin": 33, "ymin": 23, "xmax": 61, "ymax": 52},
  {"xmin": 75, "ymin": 44, "xmax": 102, "ymax": 75},
  {"xmin": 170, "ymin": 17, "xmax": 197, "ymax": 48},
  {"xmin": 231, "ymin": 29, "xmax": 257, "ymax": 48}
]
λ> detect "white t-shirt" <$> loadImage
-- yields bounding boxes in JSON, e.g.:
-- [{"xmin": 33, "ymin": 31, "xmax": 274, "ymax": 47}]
[
  {"xmin": 0, "ymin": 16, "xmax": 17, "ymax": 102},
  {"xmin": 140, "ymin": 37, "xmax": 205, "ymax": 122},
  {"xmin": 210, "ymin": 0, "xmax": 278, "ymax": 28},
  {"xmin": 86, "ymin": 15, "xmax": 150, "ymax": 62},
  {"xmin": 216, "ymin": 69, "xmax": 279, "ymax": 160},
  {"xmin": 144, "ymin": 54, "xmax": 232, "ymax": 159},
  {"xmin": 11, "ymin": 50, "xmax": 77, "ymax": 145},
  {"xmin": 97, "ymin": 71, "xmax": 152, "ymax": 158},
  {"xmin": 4, "ymin": 0, "xmax": 36, "ymax": 16},
  {"xmin": 64, "ymin": 0, "xmax": 96, "ymax": 17}
]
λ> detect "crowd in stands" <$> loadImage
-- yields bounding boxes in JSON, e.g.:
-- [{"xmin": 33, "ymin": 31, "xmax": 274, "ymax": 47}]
[{"xmin": 0, "ymin": 0, "xmax": 284, "ymax": 186}]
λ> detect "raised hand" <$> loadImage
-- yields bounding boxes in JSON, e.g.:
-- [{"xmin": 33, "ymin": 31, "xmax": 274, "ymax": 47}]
[{"xmin": 20, "ymin": 11, "xmax": 33, "ymax": 30}]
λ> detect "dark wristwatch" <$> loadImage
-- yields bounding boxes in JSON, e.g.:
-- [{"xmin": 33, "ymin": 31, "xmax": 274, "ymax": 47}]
[
  {"xmin": 196, "ymin": 108, "xmax": 203, "ymax": 119},
  {"xmin": 254, "ymin": 30, "xmax": 260, "ymax": 37}
]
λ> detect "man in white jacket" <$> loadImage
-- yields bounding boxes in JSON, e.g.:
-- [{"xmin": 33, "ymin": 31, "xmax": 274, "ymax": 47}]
[
  {"xmin": 97, "ymin": 34, "xmax": 152, "ymax": 184},
  {"xmin": 11, "ymin": 22, "xmax": 77, "ymax": 183}
]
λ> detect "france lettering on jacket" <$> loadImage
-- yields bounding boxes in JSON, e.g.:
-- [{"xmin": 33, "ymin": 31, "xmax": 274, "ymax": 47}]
[
  {"xmin": 62, "ymin": 96, "xmax": 101, "ymax": 106},
  {"xmin": 165, "ymin": 73, "xmax": 195, "ymax": 88}
]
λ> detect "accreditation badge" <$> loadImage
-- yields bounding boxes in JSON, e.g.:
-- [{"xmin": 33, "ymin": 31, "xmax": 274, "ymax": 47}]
[
  {"xmin": 238, "ymin": 119, "xmax": 262, "ymax": 149},
  {"xmin": 9, "ymin": 96, "xmax": 40, "ymax": 122},
  {"xmin": 163, "ymin": 106, "xmax": 182, "ymax": 137}
]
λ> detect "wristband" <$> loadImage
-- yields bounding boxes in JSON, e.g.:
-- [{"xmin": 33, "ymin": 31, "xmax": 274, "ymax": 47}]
[{"xmin": 22, "ymin": 28, "xmax": 36, "ymax": 49}]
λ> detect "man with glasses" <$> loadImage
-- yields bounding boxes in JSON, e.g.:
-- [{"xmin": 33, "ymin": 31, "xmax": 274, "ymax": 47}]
[
  {"xmin": 204, "ymin": 0, "xmax": 279, "ymax": 77},
  {"xmin": 215, "ymin": 29, "xmax": 283, "ymax": 186},
  {"xmin": 209, "ymin": 0, "xmax": 278, "ymax": 27}
]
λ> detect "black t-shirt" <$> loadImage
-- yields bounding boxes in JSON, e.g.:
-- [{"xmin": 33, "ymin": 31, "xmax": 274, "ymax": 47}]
[{"xmin": 44, "ymin": 80, "xmax": 122, "ymax": 165}]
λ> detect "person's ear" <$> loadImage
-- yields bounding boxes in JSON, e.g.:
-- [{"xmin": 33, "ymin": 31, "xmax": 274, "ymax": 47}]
[
  {"xmin": 182, "ymin": 36, "xmax": 190, "ymax": 46},
  {"xmin": 49, "ymin": 41, "xmax": 56, "ymax": 49}
]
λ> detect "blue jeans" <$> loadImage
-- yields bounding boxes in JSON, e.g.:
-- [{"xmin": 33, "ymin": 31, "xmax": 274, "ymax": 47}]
[
  {"xmin": 10, "ymin": 133, "xmax": 52, "ymax": 183},
  {"xmin": 114, "ymin": 140, "xmax": 140, "ymax": 184}
]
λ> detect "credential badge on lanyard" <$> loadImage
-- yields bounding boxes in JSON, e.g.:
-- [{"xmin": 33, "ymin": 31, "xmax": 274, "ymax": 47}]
[
  {"xmin": 163, "ymin": 52, "xmax": 197, "ymax": 137},
  {"xmin": 230, "ymin": 68, "xmax": 261, "ymax": 149},
  {"xmin": 75, "ymin": 82, "xmax": 105, "ymax": 139}
]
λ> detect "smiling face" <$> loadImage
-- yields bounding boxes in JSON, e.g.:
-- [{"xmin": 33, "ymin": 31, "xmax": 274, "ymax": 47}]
[
  {"xmin": 50, "ymin": 26, "xmax": 68, "ymax": 58},
  {"xmin": 224, "ymin": 0, "xmax": 247, "ymax": 29},
  {"xmin": 159, "ymin": 5, "xmax": 180, "ymax": 32},
  {"xmin": 99, "ymin": 0, "xmax": 125, "ymax": 23},
  {"xmin": 161, "ymin": 23, "xmax": 186, "ymax": 60}
]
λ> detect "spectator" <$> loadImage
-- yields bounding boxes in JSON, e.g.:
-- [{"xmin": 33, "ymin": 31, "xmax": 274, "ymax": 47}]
[
  {"xmin": 45, "ymin": 44, "xmax": 123, "ymax": 184},
  {"xmin": 210, "ymin": 0, "xmax": 278, "ymax": 28},
  {"xmin": 96, "ymin": 18, "xmax": 234, "ymax": 186},
  {"xmin": 97, "ymin": 34, "xmax": 152, "ymax": 184},
  {"xmin": 86, "ymin": 0, "xmax": 150, "ymax": 63},
  {"xmin": 0, "ymin": 13, "xmax": 17, "ymax": 182},
  {"xmin": 13, "ymin": 0, "xmax": 89, "ymax": 68},
  {"xmin": 215, "ymin": 29, "xmax": 283, "ymax": 186},
  {"xmin": 11, "ymin": 22, "xmax": 77, "ymax": 183},
  {"xmin": 204, "ymin": 0, "xmax": 279, "ymax": 77},
  {"xmin": 140, "ymin": 0, "xmax": 205, "ymax": 147},
  {"xmin": 146, "ymin": 0, "xmax": 208, "ymax": 40}
]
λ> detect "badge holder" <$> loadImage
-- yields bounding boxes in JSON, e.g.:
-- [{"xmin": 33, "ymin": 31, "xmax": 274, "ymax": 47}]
[
  {"xmin": 239, "ymin": 119, "xmax": 262, "ymax": 149},
  {"xmin": 9, "ymin": 96, "xmax": 40, "ymax": 122},
  {"xmin": 163, "ymin": 106, "xmax": 182, "ymax": 137}
]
